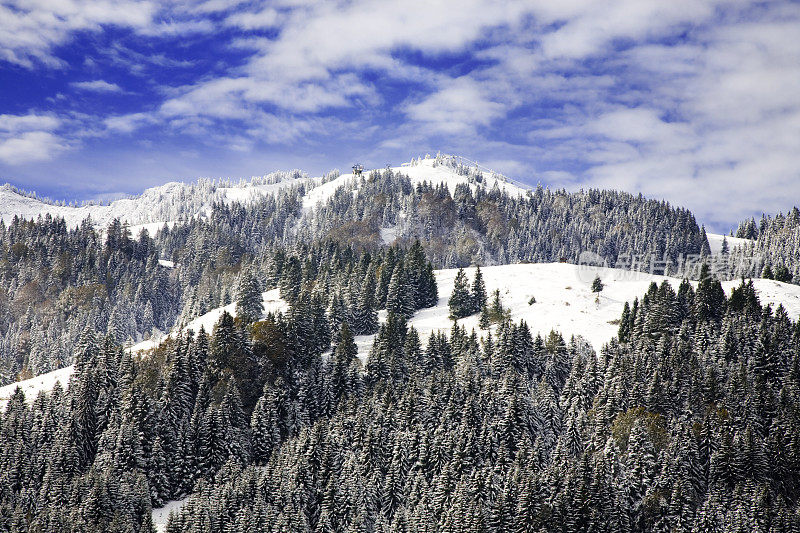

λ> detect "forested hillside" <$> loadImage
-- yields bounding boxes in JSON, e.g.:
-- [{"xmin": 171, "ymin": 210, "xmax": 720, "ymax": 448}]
[
  {"xmin": 732, "ymin": 208, "xmax": 800, "ymax": 284},
  {"xmin": 1, "ymin": 247, "xmax": 798, "ymax": 531},
  {"xmin": 0, "ymin": 217, "xmax": 181, "ymax": 383},
  {"xmin": 0, "ymin": 157, "xmax": 709, "ymax": 386}
]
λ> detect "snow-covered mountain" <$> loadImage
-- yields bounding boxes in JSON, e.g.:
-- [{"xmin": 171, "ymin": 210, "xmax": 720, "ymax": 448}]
[
  {"xmin": 0, "ymin": 155, "xmax": 529, "ymax": 231},
  {"xmin": 5, "ymin": 261, "xmax": 800, "ymax": 411},
  {"xmin": 0, "ymin": 173, "xmax": 306, "ymax": 230}
]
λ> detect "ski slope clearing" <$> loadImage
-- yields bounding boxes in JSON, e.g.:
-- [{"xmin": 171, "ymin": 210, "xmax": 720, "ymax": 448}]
[
  {"xmin": 0, "ymin": 366, "xmax": 73, "ymax": 409},
  {"xmin": 706, "ymin": 232, "xmax": 754, "ymax": 254},
  {"xmin": 0, "ymin": 289, "xmax": 289, "ymax": 409},
  {"xmin": 152, "ymin": 497, "xmax": 189, "ymax": 533},
  {"xmin": 5, "ymin": 263, "xmax": 800, "ymax": 409}
]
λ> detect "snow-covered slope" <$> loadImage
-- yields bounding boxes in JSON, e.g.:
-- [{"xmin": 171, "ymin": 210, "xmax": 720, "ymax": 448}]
[
  {"xmin": 0, "ymin": 289, "xmax": 288, "ymax": 409},
  {"xmin": 5, "ymin": 262, "xmax": 800, "ymax": 409},
  {"xmin": 2, "ymin": 155, "xmax": 528, "ymax": 231},
  {"xmin": 707, "ymin": 232, "xmax": 754, "ymax": 254},
  {"xmin": 351, "ymin": 263, "xmax": 800, "ymax": 363},
  {"xmin": 152, "ymin": 498, "xmax": 189, "ymax": 533},
  {"xmin": 0, "ymin": 173, "xmax": 306, "ymax": 230},
  {"xmin": 302, "ymin": 155, "xmax": 529, "ymax": 212},
  {"xmin": 0, "ymin": 366, "xmax": 74, "ymax": 409}
]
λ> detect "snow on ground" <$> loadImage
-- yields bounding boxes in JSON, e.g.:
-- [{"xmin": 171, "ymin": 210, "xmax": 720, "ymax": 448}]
[
  {"xmin": 4, "ymin": 263, "xmax": 800, "ymax": 409},
  {"xmin": 302, "ymin": 156, "xmax": 530, "ymax": 212},
  {"xmin": 0, "ymin": 366, "xmax": 73, "ymax": 408},
  {"xmin": 400, "ymin": 157, "xmax": 530, "ymax": 197},
  {"xmin": 128, "ymin": 220, "xmax": 179, "ymax": 237},
  {"xmin": 2, "ymin": 155, "xmax": 526, "ymax": 232},
  {"xmin": 0, "ymin": 289, "xmax": 289, "ymax": 409},
  {"xmin": 380, "ymin": 226, "xmax": 399, "ymax": 245},
  {"xmin": 152, "ymin": 497, "xmax": 189, "ymax": 533},
  {"xmin": 301, "ymin": 172, "xmax": 358, "ymax": 210},
  {"xmin": 0, "ymin": 175, "xmax": 306, "ymax": 230},
  {"xmin": 706, "ymin": 233, "xmax": 754, "ymax": 254},
  {"xmin": 158, "ymin": 259, "xmax": 176, "ymax": 268},
  {"xmin": 218, "ymin": 180, "xmax": 301, "ymax": 204},
  {"xmin": 350, "ymin": 262, "xmax": 800, "ymax": 363}
]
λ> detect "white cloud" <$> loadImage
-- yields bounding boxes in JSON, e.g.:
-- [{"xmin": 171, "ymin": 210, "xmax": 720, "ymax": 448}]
[
  {"xmin": 224, "ymin": 8, "xmax": 281, "ymax": 30},
  {"xmin": 0, "ymin": 112, "xmax": 65, "ymax": 164},
  {"xmin": 71, "ymin": 80, "xmax": 122, "ymax": 93},
  {"xmin": 0, "ymin": 0, "xmax": 157, "ymax": 68},
  {"xmin": 0, "ymin": 113, "xmax": 60, "ymax": 133},
  {"xmin": 104, "ymin": 112, "xmax": 154, "ymax": 133},
  {"xmin": 534, "ymin": 0, "xmax": 718, "ymax": 60},
  {"xmin": 0, "ymin": 131, "xmax": 65, "ymax": 164},
  {"xmin": 136, "ymin": 18, "xmax": 214, "ymax": 37},
  {"xmin": 157, "ymin": 0, "xmax": 535, "ymax": 127},
  {"xmin": 405, "ymin": 78, "xmax": 505, "ymax": 135}
]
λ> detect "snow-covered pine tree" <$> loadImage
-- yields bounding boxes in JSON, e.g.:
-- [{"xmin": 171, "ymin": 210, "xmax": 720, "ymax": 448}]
[
  {"xmin": 236, "ymin": 270, "xmax": 263, "ymax": 324},
  {"xmin": 471, "ymin": 266, "xmax": 487, "ymax": 314},
  {"xmin": 591, "ymin": 275, "xmax": 604, "ymax": 293},
  {"xmin": 449, "ymin": 268, "xmax": 473, "ymax": 319}
]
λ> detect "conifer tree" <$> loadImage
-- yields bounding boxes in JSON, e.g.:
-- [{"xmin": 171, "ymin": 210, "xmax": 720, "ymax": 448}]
[
  {"xmin": 354, "ymin": 270, "xmax": 379, "ymax": 335},
  {"xmin": 449, "ymin": 268, "xmax": 473, "ymax": 319},
  {"xmin": 479, "ymin": 305, "xmax": 490, "ymax": 329},
  {"xmin": 386, "ymin": 264, "xmax": 412, "ymax": 317},
  {"xmin": 235, "ymin": 270, "xmax": 263, "ymax": 324},
  {"xmin": 471, "ymin": 266, "xmax": 487, "ymax": 314}
]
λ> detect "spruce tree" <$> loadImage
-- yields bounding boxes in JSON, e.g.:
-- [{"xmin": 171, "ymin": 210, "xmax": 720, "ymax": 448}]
[
  {"xmin": 471, "ymin": 266, "xmax": 487, "ymax": 314},
  {"xmin": 236, "ymin": 270, "xmax": 263, "ymax": 324},
  {"xmin": 354, "ymin": 270, "xmax": 378, "ymax": 335},
  {"xmin": 386, "ymin": 264, "xmax": 411, "ymax": 318},
  {"xmin": 449, "ymin": 268, "xmax": 473, "ymax": 319}
]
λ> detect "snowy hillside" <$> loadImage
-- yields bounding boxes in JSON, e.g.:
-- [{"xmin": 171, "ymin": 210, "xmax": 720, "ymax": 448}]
[
  {"xmin": 7, "ymin": 262, "xmax": 800, "ymax": 410},
  {"xmin": 351, "ymin": 262, "xmax": 800, "ymax": 363},
  {"xmin": 0, "ymin": 289, "xmax": 288, "ymax": 409},
  {"xmin": 706, "ymin": 232, "xmax": 754, "ymax": 254},
  {"xmin": 0, "ymin": 172, "xmax": 307, "ymax": 229},
  {"xmin": 302, "ymin": 155, "xmax": 530, "ymax": 212},
  {"xmin": 1, "ymin": 154, "xmax": 528, "ymax": 230}
]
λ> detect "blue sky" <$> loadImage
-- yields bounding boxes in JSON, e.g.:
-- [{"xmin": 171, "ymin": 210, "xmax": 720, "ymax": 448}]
[{"xmin": 1, "ymin": 0, "xmax": 799, "ymax": 231}]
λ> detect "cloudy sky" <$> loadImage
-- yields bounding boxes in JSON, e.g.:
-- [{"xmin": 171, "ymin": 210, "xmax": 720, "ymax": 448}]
[{"xmin": 1, "ymin": 0, "xmax": 798, "ymax": 230}]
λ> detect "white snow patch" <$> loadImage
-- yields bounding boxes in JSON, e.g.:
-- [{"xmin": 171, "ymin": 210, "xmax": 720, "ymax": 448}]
[
  {"xmin": 0, "ymin": 365, "xmax": 73, "ymax": 409},
  {"xmin": 152, "ymin": 497, "xmax": 189, "ymax": 533},
  {"xmin": 178, "ymin": 288, "xmax": 288, "ymax": 336},
  {"xmin": 128, "ymin": 220, "xmax": 179, "ymax": 237},
  {"xmin": 301, "ymin": 156, "xmax": 530, "ymax": 212},
  {"xmin": 0, "ymin": 175, "xmax": 306, "ymax": 230},
  {"xmin": 302, "ymin": 173, "xmax": 359, "ymax": 211},
  {"xmin": 399, "ymin": 156, "xmax": 529, "ymax": 197},
  {"xmin": 706, "ymin": 233, "xmax": 753, "ymax": 254},
  {"xmin": 350, "ymin": 262, "xmax": 800, "ymax": 362},
  {"xmin": 380, "ymin": 227, "xmax": 399, "ymax": 245},
  {"xmin": 158, "ymin": 259, "xmax": 175, "ymax": 268}
]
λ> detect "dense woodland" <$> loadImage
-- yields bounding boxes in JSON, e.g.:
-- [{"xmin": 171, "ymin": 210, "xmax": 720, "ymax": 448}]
[
  {"xmin": 732, "ymin": 208, "xmax": 800, "ymax": 284},
  {"xmin": 1, "ymin": 250, "xmax": 799, "ymax": 531},
  {"xmin": 0, "ymin": 217, "xmax": 181, "ymax": 383},
  {"xmin": 0, "ymin": 162, "xmax": 708, "ymax": 386},
  {"xmin": 1, "ymin": 165, "xmax": 797, "ymax": 532}
]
